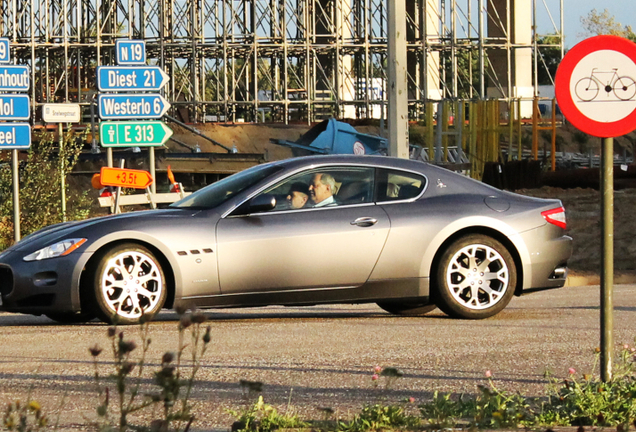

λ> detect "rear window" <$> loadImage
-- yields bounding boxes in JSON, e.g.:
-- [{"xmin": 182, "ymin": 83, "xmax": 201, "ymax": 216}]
[{"xmin": 376, "ymin": 169, "xmax": 426, "ymax": 202}]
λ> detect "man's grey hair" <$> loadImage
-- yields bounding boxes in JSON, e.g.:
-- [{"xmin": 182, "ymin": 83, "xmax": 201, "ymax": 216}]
[{"xmin": 317, "ymin": 173, "xmax": 336, "ymax": 191}]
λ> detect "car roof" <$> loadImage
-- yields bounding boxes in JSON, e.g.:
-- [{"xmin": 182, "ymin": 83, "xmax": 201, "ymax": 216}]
[{"xmin": 275, "ymin": 154, "xmax": 431, "ymax": 172}]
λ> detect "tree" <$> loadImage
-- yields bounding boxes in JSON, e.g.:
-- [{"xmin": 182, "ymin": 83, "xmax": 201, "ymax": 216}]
[
  {"xmin": 536, "ymin": 35, "xmax": 563, "ymax": 86},
  {"xmin": 580, "ymin": 9, "xmax": 636, "ymax": 41},
  {"xmin": 0, "ymin": 130, "xmax": 92, "ymax": 249}
]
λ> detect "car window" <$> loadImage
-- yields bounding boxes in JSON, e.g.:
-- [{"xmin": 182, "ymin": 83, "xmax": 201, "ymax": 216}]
[
  {"xmin": 170, "ymin": 164, "xmax": 283, "ymax": 209},
  {"xmin": 257, "ymin": 166, "xmax": 375, "ymax": 211},
  {"xmin": 376, "ymin": 169, "xmax": 426, "ymax": 202}
]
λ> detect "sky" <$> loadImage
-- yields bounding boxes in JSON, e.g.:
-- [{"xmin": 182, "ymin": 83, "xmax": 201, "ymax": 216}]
[{"xmin": 560, "ymin": 0, "xmax": 636, "ymax": 47}]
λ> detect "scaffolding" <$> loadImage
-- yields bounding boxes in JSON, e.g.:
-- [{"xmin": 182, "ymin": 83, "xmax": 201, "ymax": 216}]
[{"xmin": 0, "ymin": 0, "xmax": 563, "ymax": 124}]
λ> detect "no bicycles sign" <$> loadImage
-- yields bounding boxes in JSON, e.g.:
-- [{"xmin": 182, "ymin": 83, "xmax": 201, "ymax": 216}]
[{"xmin": 555, "ymin": 35, "xmax": 636, "ymax": 138}]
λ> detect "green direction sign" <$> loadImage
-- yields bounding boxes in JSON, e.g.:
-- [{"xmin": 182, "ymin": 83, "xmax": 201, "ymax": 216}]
[{"xmin": 99, "ymin": 120, "xmax": 173, "ymax": 147}]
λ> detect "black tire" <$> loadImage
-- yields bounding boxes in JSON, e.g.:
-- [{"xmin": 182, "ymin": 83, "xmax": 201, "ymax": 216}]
[
  {"xmin": 88, "ymin": 243, "xmax": 167, "ymax": 325},
  {"xmin": 377, "ymin": 302, "xmax": 436, "ymax": 316},
  {"xmin": 45, "ymin": 311, "xmax": 95, "ymax": 324},
  {"xmin": 434, "ymin": 234, "xmax": 516, "ymax": 319}
]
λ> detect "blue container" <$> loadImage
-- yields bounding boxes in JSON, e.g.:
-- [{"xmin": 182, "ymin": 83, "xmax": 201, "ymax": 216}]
[{"xmin": 270, "ymin": 118, "xmax": 388, "ymax": 155}]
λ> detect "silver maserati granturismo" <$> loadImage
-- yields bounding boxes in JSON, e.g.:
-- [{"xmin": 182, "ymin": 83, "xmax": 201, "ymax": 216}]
[{"xmin": 0, "ymin": 155, "xmax": 572, "ymax": 324}]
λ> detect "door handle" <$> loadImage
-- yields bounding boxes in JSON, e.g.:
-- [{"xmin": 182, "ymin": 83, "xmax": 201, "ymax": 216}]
[{"xmin": 351, "ymin": 217, "xmax": 378, "ymax": 227}]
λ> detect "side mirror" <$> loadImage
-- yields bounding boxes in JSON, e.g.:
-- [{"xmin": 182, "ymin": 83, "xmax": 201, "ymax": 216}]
[{"xmin": 233, "ymin": 194, "xmax": 276, "ymax": 216}]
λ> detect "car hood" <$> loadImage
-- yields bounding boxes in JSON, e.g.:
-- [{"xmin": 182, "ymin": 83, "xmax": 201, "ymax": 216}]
[{"xmin": 3, "ymin": 209, "xmax": 202, "ymax": 254}]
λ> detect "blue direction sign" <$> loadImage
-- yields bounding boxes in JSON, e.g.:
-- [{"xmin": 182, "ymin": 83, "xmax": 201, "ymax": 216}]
[
  {"xmin": 116, "ymin": 40, "xmax": 146, "ymax": 65},
  {"xmin": 0, "ymin": 123, "xmax": 31, "ymax": 149},
  {"xmin": 0, "ymin": 95, "xmax": 30, "ymax": 120},
  {"xmin": 97, "ymin": 66, "xmax": 169, "ymax": 92},
  {"xmin": 0, "ymin": 65, "xmax": 30, "ymax": 91},
  {"xmin": 0, "ymin": 38, "xmax": 9, "ymax": 63},
  {"xmin": 98, "ymin": 94, "xmax": 170, "ymax": 119}
]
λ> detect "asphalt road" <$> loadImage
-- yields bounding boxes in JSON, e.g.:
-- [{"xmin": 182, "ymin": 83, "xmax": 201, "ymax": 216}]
[{"xmin": 0, "ymin": 284, "xmax": 635, "ymax": 431}]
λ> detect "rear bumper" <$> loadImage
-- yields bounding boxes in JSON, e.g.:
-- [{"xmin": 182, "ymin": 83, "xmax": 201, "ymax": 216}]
[{"xmin": 517, "ymin": 229, "xmax": 572, "ymax": 290}]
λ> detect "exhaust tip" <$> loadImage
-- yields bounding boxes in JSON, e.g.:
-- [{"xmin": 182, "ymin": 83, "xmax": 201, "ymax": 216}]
[{"xmin": 550, "ymin": 265, "xmax": 568, "ymax": 280}]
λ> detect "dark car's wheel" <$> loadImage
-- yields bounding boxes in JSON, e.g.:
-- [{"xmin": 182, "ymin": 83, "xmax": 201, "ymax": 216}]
[
  {"xmin": 89, "ymin": 243, "xmax": 167, "ymax": 325},
  {"xmin": 45, "ymin": 311, "xmax": 95, "ymax": 324},
  {"xmin": 377, "ymin": 302, "xmax": 436, "ymax": 316},
  {"xmin": 435, "ymin": 235, "xmax": 516, "ymax": 319}
]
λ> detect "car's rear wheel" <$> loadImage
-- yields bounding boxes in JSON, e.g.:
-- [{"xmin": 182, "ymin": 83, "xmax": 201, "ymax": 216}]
[
  {"xmin": 89, "ymin": 243, "xmax": 167, "ymax": 325},
  {"xmin": 435, "ymin": 234, "xmax": 516, "ymax": 319},
  {"xmin": 45, "ymin": 311, "xmax": 95, "ymax": 324},
  {"xmin": 377, "ymin": 302, "xmax": 436, "ymax": 316}
]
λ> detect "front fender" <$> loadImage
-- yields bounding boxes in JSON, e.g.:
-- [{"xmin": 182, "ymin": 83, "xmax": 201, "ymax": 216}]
[{"xmin": 78, "ymin": 231, "xmax": 184, "ymax": 304}]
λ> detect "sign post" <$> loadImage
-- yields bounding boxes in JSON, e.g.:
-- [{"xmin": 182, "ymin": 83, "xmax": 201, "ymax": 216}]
[
  {"xmin": 97, "ymin": 40, "xmax": 171, "ymax": 195},
  {"xmin": 0, "ymin": 40, "xmax": 31, "ymax": 242},
  {"xmin": 556, "ymin": 35, "xmax": 636, "ymax": 382},
  {"xmin": 42, "ymin": 103, "xmax": 82, "ymax": 222}
]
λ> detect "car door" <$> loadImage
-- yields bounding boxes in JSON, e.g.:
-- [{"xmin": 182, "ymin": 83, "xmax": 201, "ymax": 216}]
[{"xmin": 215, "ymin": 166, "xmax": 390, "ymax": 294}]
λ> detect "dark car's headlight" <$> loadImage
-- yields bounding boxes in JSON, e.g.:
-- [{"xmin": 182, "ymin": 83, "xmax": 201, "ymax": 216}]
[{"xmin": 23, "ymin": 238, "xmax": 87, "ymax": 262}]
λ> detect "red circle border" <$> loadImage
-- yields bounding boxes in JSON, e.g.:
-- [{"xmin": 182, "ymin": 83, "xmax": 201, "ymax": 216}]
[{"xmin": 555, "ymin": 35, "xmax": 636, "ymax": 138}]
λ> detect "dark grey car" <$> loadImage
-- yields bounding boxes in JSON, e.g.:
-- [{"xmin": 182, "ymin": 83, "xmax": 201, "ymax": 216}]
[{"xmin": 0, "ymin": 155, "xmax": 572, "ymax": 324}]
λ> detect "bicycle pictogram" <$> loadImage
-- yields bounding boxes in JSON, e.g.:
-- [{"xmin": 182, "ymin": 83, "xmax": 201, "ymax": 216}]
[{"xmin": 575, "ymin": 68, "xmax": 636, "ymax": 102}]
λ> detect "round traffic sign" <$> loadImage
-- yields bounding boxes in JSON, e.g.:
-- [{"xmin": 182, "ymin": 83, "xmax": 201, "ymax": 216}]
[{"xmin": 555, "ymin": 35, "xmax": 636, "ymax": 137}]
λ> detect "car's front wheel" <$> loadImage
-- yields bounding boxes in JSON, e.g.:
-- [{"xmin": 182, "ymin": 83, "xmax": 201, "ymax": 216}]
[
  {"xmin": 89, "ymin": 243, "xmax": 167, "ymax": 325},
  {"xmin": 377, "ymin": 302, "xmax": 436, "ymax": 316},
  {"xmin": 435, "ymin": 235, "xmax": 516, "ymax": 319}
]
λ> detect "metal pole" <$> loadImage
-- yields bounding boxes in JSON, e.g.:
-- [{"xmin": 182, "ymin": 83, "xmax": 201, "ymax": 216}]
[
  {"xmin": 600, "ymin": 136, "xmax": 614, "ymax": 382},
  {"xmin": 387, "ymin": 0, "xmax": 409, "ymax": 158},
  {"xmin": 12, "ymin": 149, "xmax": 20, "ymax": 242},
  {"xmin": 59, "ymin": 123, "xmax": 67, "ymax": 222},
  {"xmin": 150, "ymin": 147, "xmax": 156, "ymax": 194},
  {"xmin": 478, "ymin": 0, "xmax": 485, "ymax": 99}
]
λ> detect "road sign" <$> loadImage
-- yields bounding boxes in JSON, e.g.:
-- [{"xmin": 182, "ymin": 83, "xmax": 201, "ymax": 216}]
[
  {"xmin": 0, "ymin": 65, "xmax": 30, "ymax": 91},
  {"xmin": 0, "ymin": 123, "xmax": 31, "ymax": 149},
  {"xmin": 0, "ymin": 38, "xmax": 9, "ymax": 63},
  {"xmin": 42, "ymin": 103, "xmax": 81, "ymax": 123},
  {"xmin": 116, "ymin": 40, "xmax": 146, "ymax": 65},
  {"xmin": 97, "ymin": 66, "xmax": 169, "ymax": 92},
  {"xmin": 100, "ymin": 166, "xmax": 154, "ymax": 189},
  {"xmin": 99, "ymin": 120, "xmax": 173, "ymax": 147},
  {"xmin": 555, "ymin": 35, "xmax": 636, "ymax": 138},
  {"xmin": 98, "ymin": 94, "xmax": 170, "ymax": 119},
  {"xmin": 0, "ymin": 95, "xmax": 30, "ymax": 120}
]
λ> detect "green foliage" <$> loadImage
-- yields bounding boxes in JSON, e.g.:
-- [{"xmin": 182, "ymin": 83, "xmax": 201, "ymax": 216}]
[
  {"xmin": 418, "ymin": 391, "xmax": 464, "ymax": 429},
  {"xmin": 228, "ymin": 396, "xmax": 309, "ymax": 432},
  {"xmin": 0, "ymin": 129, "xmax": 92, "ymax": 250},
  {"xmin": 469, "ymin": 383, "xmax": 533, "ymax": 429},
  {"xmin": 90, "ymin": 309, "xmax": 212, "ymax": 432},
  {"xmin": 337, "ymin": 404, "xmax": 420, "ymax": 432},
  {"xmin": 581, "ymin": 9, "xmax": 636, "ymax": 41},
  {"xmin": 536, "ymin": 35, "xmax": 563, "ymax": 86},
  {"xmin": 2, "ymin": 400, "xmax": 47, "ymax": 432},
  {"xmin": 537, "ymin": 346, "xmax": 636, "ymax": 427}
]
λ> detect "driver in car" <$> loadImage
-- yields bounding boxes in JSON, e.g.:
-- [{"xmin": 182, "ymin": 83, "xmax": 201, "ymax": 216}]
[{"xmin": 286, "ymin": 182, "xmax": 310, "ymax": 209}]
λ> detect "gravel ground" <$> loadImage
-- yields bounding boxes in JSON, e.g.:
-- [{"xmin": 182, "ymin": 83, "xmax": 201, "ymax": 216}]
[{"xmin": 0, "ymin": 284, "xmax": 635, "ymax": 431}]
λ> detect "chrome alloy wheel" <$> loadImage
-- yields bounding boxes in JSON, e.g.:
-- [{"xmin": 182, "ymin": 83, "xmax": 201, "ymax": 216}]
[
  {"xmin": 445, "ymin": 244, "xmax": 509, "ymax": 310},
  {"xmin": 100, "ymin": 250, "xmax": 164, "ymax": 319}
]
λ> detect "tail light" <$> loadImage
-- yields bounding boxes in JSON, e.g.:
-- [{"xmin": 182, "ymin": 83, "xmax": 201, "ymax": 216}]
[{"xmin": 541, "ymin": 207, "xmax": 567, "ymax": 229}]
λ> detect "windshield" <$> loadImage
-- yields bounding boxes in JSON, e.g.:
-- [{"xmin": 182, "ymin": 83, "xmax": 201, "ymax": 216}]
[{"xmin": 170, "ymin": 164, "xmax": 283, "ymax": 209}]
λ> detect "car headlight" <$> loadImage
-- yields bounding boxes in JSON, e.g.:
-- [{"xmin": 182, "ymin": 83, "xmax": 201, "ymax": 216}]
[{"xmin": 23, "ymin": 238, "xmax": 87, "ymax": 262}]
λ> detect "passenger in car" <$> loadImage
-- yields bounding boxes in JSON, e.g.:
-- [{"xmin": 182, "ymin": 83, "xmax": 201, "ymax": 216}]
[
  {"xmin": 286, "ymin": 182, "xmax": 310, "ymax": 209},
  {"xmin": 308, "ymin": 173, "xmax": 337, "ymax": 207}
]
